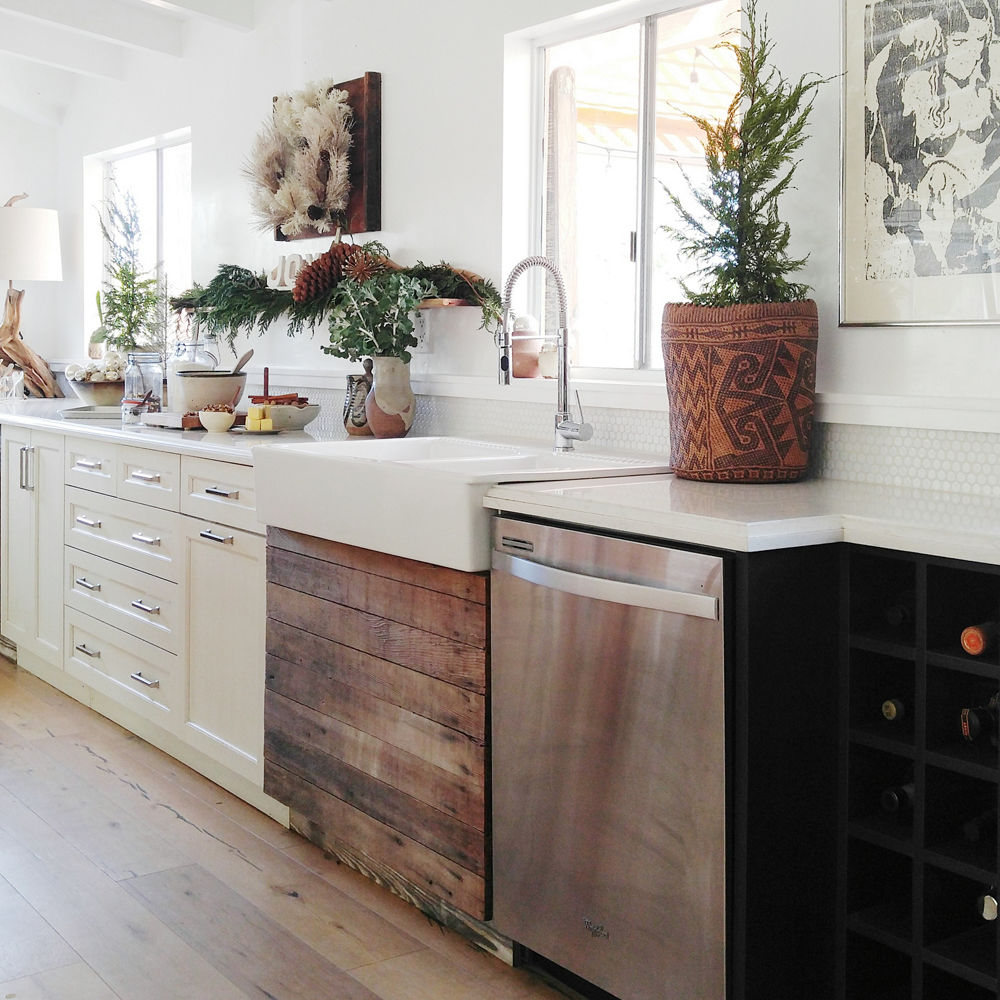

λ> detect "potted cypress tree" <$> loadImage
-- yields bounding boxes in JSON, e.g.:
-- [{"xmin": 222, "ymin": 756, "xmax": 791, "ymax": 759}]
[{"xmin": 662, "ymin": 0, "xmax": 828, "ymax": 482}]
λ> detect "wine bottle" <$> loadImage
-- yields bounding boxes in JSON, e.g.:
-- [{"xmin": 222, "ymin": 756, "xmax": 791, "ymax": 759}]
[
  {"xmin": 962, "ymin": 806, "xmax": 998, "ymax": 844},
  {"xmin": 960, "ymin": 621, "xmax": 998, "ymax": 656},
  {"xmin": 881, "ymin": 697, "xmax": 906, "ymax": 722},
  {"xmin": 883, "ymin": 590, "xmax": 915, "ymax": 629},
  {"xmin": 959, "ymin": 691, "xmax": 1000, "ymax": 747},
  {"xmin": 880, "ymin": 777, "xmax": 915, "ymax": 815}
]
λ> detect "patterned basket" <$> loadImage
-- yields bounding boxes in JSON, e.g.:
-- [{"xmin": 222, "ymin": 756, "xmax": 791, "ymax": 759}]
[{"xmin": 661, "ymin": 300, "xmax": 818, "ymax": 483}]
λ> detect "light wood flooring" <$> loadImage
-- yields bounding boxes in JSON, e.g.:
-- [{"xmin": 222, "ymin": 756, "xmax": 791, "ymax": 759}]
[{"xmin": 0, "ymin": 656, "xmax": 568, "ymax": 1000}]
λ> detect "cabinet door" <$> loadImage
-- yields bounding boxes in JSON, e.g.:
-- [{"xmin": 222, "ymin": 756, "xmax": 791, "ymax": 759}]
[
  {"xmin": 182, "ymin": 517, "xmax": 265, "ymax": 784},
  {"xmin": 1, "ymin": 426, "xmax": 64, "ymax": 666}
]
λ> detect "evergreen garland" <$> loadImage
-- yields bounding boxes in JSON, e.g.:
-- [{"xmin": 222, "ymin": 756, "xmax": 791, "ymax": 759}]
[{"xmin": 663, "ymin": 0, "xmax": 830, "ymax": 306}]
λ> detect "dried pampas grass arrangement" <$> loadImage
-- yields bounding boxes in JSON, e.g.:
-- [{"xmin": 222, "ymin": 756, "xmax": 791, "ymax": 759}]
[{"xmin": 246, "ymin": 79, "xmax": 353, "ymax": 237}]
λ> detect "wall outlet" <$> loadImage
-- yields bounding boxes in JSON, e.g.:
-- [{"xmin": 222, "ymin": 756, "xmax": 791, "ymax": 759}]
[{"xmin": 411, "ymin": 310, "xmax": 432, "ymax": 353}]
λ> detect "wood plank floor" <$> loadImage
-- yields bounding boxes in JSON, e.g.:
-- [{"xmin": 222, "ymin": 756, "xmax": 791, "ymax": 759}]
[{"xmin": 0, "ymin": 657, "xmax": 569, "ymax": 1000}]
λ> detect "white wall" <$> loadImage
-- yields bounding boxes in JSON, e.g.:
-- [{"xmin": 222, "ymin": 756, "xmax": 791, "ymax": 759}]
[
  {"xmin": 30, "ymin": 0, "xmax": 1000, "ymax": 416},
  {"xmin": 0, "ymin": 109, "xmax": 60, "ymax": 357}
]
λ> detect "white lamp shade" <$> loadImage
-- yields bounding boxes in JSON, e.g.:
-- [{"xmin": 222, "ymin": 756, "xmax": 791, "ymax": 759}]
[{"xmin": 0, "ymin": 206, "xmax": 62, "ymax": 282}]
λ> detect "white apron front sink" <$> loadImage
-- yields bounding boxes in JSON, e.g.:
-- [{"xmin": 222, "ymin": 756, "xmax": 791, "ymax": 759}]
[{"xmin": 252, "ymin": 436, "xmax": 670, "ymax": 571}]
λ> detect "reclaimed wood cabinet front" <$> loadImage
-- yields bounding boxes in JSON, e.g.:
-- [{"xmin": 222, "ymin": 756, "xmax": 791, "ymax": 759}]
[{"xmin": 263, "ymin": 527, "xmax": 489, "ymax": 919}]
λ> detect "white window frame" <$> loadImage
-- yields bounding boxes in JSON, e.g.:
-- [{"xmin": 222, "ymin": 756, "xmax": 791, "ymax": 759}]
[
  {"xmin": 503, "ymin": 0, "xmax": 735, "ymax": 382},
  {"xmin": 82, "ymin": 127, "xmax": 191, "ymax": 352}
]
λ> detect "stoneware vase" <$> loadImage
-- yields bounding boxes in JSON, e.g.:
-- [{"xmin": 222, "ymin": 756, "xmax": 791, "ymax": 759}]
[
  {"xmin": 364, "ymin": 356, "xmax": 416, "ymax": 438},
  {"xmin": 661, "ymin": 300, "xmax": 818, "ymax": 483},
  {"xmin": 343, "ymin": 358, "xmax": 374, "ymax": 436}
]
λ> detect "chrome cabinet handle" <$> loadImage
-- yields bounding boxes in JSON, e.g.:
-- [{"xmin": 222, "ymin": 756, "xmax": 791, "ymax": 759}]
[
  {"xmin": 130, "ymin": 532, "xmax": 161, "ymax": 546},
  {"xmin": 74, "ymin": 577, "xmax": 101, "ymax": 592},
  {"xmin": 129, "ymin": 470, "xmax": 161, "ymax": 483},
  {"xmin": 129, "ymin": 671, "xmax": 160, "ymax": 688},
  {"xmin": 18, "ymin": 446, "xmax": 26, "ymax": 490},
  {"xmin": 75, "ymin": 515, "xmax": 102, "ymax": 528},
  {"xmin": 21, "ymin": 446, "xmax": 34, "ymax": 491},
  {"xmin": 205, "ymin": 486, "xmax": 238, "ymax": 499},
  {"xmin": 74, "ymin": 458, "xmax": 102, "ymax": 470},
  {"xmin": 199, "ymin": 529, "xmax": 234, "ymax": 544},
  {"xmin": 130, "ymin": 599, "xmax": 160, "ymax": 615},
  {"xmin": 74, "ymin": 643, "xmax": 100, "ymax": 658}
]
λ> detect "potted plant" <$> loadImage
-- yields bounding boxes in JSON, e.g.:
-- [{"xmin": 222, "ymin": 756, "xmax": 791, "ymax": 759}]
[
  {"xmin": 321, "ymin": 270, "xmax": 434, "ymax": 437},
  {"xmin": 661, "ymin": 0, "xmax": 828, "ymax": 482}
]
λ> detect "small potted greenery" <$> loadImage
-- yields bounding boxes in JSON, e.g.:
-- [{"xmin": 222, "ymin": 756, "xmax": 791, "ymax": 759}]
[
  {"xmin": 661, "ymin": 0, "xmax": 828, "ymax": 482},
  {"xmin": 321, "ymin": 270, "xmax": 434, "ymax": 438}
]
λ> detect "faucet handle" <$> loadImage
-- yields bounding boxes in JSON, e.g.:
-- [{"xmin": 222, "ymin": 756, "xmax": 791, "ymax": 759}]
[{"xmin": 556, "ymin": 390, "xmax": 594, "ymax": 446}]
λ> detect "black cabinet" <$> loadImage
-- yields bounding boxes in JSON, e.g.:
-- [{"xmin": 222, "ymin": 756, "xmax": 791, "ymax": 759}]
[{"xmin": 841, "ymin": 546, "xmax": 1000, "ymax": 999}]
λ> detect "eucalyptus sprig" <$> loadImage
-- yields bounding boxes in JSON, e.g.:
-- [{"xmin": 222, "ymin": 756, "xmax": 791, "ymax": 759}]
[
  {"xmin": 322, "ymin": 272, "xmax": 436, "ymax": 362},
  {"xmin": 663, "ymin": 0, "xmax": 831, "ymax": 306}
]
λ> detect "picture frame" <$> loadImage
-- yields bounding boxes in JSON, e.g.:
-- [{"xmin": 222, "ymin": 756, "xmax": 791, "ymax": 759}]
[{"xmin": 842, "ymin": 0, "xmax": 1000, "ymax": 325}]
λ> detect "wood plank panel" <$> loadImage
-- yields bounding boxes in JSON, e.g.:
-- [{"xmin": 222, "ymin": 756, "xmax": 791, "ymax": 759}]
[
  {"xmin": 0, "ymin": 963, "xmax": 123, "ymax": 1000},
  {"xmin": 268, "ymin": 545, "xmax": 486, "ymax": 647},
  {"xmin": 266, "ymin": 760, "xmax": 487, "ymax": 918},
  {"xmin": 268, "ymin": 583, "xmax": 485, "ymax": 692},
  {"xmin": 265, "ymin": 721, "xmax": 484, "ymax": 874},
  {"xmin": 266, "ymin": 645, "xmax": 486, "ymax": 770},
  {"xmin": 268, "ymin": 526, "xmax": 487, "ymax": 604},
  {"xmin": 0, "ymin": 873, "xmax": 78, "ymax": 981},
  {"xmin": 266, "ymin": 689, "xmax": 484, "ymax": 830},
  {"xmin": 123, "ymin": 864, "xmax": 382, "ymax": 1000}
]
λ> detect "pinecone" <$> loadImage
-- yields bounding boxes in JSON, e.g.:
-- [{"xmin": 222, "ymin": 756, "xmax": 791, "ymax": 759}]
[{"xmin": 291, "ymin": 242, "xmax": 360, "ymax": 303}]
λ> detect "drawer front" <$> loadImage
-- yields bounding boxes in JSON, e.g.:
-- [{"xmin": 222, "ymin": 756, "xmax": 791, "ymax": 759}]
[
  {"xmin": 66, "ymin": 609, "xmax": 180, "ymax": 729},
  {"xmin": 65, "ymin": 547, "xmax": 182, "ymax": 654},
  {"xmin": 118, "ymin": 446, "xmax": 181, "ymax": 511},
  {"xmin": 181, "ymin": 456, "xmax": 259, "ymax": 534},
  {"xmin": 65, "ymin": 486, "xmax": 182, "ymax": 582},
  {"xmin": 65, "ymin": 438, "xmax": 119, "ymax": 496}
]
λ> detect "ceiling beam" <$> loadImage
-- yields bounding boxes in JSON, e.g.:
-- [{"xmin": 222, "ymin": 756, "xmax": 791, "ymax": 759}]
[
  {"xmin": 0, "ymin": 11, "xmax": 125, "ymax": 80},
  {"xmin": 0, "ymin": 0, "xmax": 184, "ymax": 57},
  {"xmin": 134, "ymin": 0, "xmax": 255, "ymax": 31}
]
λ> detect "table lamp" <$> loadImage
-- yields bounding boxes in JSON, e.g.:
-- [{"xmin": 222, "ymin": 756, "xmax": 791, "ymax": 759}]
[{"xmin": 0, "ymin": 194, "xmax": 63, "ymax": 396}]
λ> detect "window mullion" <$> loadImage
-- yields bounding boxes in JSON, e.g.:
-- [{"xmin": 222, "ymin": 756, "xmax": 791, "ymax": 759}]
[{"xmin": 634, "ymin": 14, "xmax": 658, "ymax": 369}]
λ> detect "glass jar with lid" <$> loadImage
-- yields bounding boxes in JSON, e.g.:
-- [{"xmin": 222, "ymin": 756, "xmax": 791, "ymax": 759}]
[{"xmin": 122, "ymin": 352, "xmax": 163, "ymax": 425}]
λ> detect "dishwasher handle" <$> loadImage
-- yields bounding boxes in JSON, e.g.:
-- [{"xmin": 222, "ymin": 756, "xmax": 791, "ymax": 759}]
[{"xmin": 492, "ymin": 551, "xmax": 719, "ymax": 620}]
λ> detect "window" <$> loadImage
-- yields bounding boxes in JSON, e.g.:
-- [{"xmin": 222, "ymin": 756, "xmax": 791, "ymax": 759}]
[
  {"xmin": 528, "ymin": 0, "xmax": 739, "ymax": 371},
  {"xmin": 84, "ymin": 130, "xmax": 191, "ymax": 353}
]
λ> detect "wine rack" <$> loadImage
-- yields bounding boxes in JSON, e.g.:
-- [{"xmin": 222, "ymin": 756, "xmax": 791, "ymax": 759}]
[{"xmin": 841, "ymin": 546, "xmax": 1000, "ymax": 1000}]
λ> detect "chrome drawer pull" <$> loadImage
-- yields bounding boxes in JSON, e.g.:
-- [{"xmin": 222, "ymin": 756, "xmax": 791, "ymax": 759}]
[
  {"xmin": 199, "ymin": 529, "xmax": 234, "ymax": 544},
  {"xmin": 74, "ymin": 577, "xmax": 101, "ymax": 592},
  {"xmin": 129, "ymin": 470, "xmax": 161, "ymax": 483},
  {"xmin": 130, "ymin": 532, "xmax": 161, "ymax": 546},
  {"xmin": 130, "ymin": 599, "xmax": 161, "ymax": 615},
  {"xmin": 74, "ymin": 643, "xmax": 100, "ymax": 658},
  {"xmin": 205, "ymin": 486, "xmax": 239, "ymax": 499},
  {"xmin": 129, "ymin": 671, "xmax": 160, "ymax": 689},
  {"xmin": 74, "ymin": 458, "xmax": 102, "ymax": 470},
  {"xmin": 75, "ymin": 515, "xmax": 102, "ymax": 528}
]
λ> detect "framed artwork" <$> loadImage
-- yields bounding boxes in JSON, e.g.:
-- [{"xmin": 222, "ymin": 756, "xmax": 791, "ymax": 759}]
[{"xmin": 842, "ymin": 0, "xmax": 1000, "ymax": 325}]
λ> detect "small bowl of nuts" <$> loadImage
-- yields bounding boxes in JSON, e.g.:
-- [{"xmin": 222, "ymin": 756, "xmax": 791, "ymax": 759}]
[{"xmin": 197, "ymin": 405, "xmax": 235, "ymax": 432}]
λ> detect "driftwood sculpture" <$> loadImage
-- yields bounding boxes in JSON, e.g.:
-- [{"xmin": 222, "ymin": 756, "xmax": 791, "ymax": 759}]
[
  {"xmin": 0, "ymin": 284, "xmax": 60, "ymax": 397},
  {"xmin": 0, "ymin": 194, "xmax": 60, "ymax": 397}
]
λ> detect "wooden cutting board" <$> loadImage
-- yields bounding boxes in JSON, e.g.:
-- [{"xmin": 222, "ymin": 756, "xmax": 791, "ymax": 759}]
[{"xmin": 141, "ymin": 411, "xmax": 248, "ymax": 430}]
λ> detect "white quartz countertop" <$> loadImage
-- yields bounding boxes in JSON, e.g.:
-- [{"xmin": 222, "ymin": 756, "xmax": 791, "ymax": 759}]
[
  {"xmin": 0, "ymin": 398, "xmax": 325, "ymax": 465},
  {"xmin": 483, "ymin": 475, "xmax": 1000, "ymax": 567}
]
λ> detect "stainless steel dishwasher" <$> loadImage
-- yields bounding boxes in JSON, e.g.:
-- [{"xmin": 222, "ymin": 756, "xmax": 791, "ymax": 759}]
[{"xmin": 491, "ymin": 516, "xmax": 727, "ymax": 1000}]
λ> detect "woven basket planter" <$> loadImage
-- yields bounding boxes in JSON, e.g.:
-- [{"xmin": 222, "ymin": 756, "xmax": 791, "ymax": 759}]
[{"xmin": 661, "ymin": 300, "xmax": 818, "ymax": 483}]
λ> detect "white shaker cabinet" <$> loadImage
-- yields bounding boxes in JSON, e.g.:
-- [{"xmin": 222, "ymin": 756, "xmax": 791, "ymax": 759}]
[
  {"xmin": 1, "ymin": 425, "xmax": 64, "ymax": 666},
  {"xmin": 182, "ymin": 516, "xmax": 265, "ymax": 785}
]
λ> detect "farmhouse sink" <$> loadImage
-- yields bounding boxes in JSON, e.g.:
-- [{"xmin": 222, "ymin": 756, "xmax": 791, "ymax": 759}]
[{"xmin": 253, "ymin": 436, "xmax": 670, "ymax": 571}]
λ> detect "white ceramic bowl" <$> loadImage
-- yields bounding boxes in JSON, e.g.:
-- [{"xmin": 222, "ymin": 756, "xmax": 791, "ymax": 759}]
[
  {"xmin": 266, "ymin": 403, "xmax": 320, "ymax": 431},
  {"xmin": 198, "ymin": 409, "xmax": 236, "ymax": 432},
  {"xmin": 174, "ymin": 371, "xmax": 247, "ymax": 413},
  {"xmin": 71, "ymin": 379, "xmax": 125, "ymax": 407}
]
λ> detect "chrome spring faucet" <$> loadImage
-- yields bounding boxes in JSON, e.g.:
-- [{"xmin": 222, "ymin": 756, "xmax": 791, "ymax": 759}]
[{"xmin": 498, "ymin": 256, "xmax": 593, "ymax": 452}]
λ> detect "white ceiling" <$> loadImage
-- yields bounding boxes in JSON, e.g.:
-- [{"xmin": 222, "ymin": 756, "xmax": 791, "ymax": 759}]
[{"xmin": 0, "ymin": 0, "xmax": 291, "ymax": 125}]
